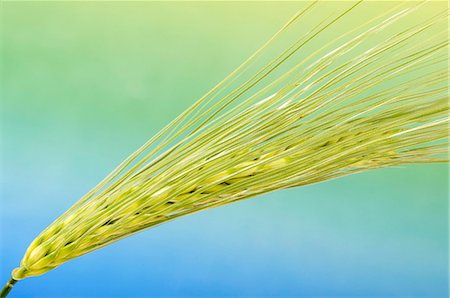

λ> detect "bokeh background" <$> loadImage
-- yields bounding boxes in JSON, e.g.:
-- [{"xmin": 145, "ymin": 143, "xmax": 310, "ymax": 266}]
[{"xmin": 1, "ymin": 1, "xmax": 448, "ymax": 297}]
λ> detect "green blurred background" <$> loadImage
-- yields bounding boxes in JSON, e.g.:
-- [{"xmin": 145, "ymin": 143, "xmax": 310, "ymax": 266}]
[{"xmin": 1, "ymin": 1, "xmax": 448, "ymax": 297}]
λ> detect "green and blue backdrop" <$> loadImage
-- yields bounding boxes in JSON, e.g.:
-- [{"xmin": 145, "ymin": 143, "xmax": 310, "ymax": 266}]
[{"xmin": 1, "ymin": 1, "xmax": 448, "ymax": 297}]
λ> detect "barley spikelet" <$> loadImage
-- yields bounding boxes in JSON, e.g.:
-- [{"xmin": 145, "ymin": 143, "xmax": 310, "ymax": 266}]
[{"xmin": 2, "ymin": 1, "xmax": 448, "ymax": 295}]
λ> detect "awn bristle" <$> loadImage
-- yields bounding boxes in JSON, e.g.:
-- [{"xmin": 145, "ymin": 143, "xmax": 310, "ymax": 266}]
[{"xmin": 5, "ymin": 0, "xmax": 449, "ymax": 290}]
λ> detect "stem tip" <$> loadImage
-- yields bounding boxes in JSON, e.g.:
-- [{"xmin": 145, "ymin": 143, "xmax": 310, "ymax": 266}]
[{"xmin": 0, "ymin": 278, "xmax": 17, "ymax": 298}]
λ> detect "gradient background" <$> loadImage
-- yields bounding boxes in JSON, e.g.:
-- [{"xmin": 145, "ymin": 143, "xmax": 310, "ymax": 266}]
[{"xmin": 0, "ymin": 1, "xmax": 448, "ymax": 297}]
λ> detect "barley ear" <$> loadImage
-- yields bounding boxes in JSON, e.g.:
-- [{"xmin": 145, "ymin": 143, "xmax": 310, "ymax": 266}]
[{"xmin": 1, "ymin": 1, "xmax": 448, "ymax": 296}]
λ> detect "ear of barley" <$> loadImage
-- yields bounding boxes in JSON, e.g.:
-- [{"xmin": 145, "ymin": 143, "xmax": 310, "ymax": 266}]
[{"xmin": 2, "ymin": 1, "xmax": 448, "ymax": 296}]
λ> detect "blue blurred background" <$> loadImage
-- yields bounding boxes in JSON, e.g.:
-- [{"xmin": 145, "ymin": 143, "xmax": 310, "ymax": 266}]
[{"xmin": 1, "ymin": 1, "xmax": 448, "ymax": 297}]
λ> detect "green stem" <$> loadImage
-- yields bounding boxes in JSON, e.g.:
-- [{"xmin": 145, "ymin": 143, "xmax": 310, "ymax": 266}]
[{"xmin": 0, "ymin": 278, "xmax": 17, "ymax": 298}]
